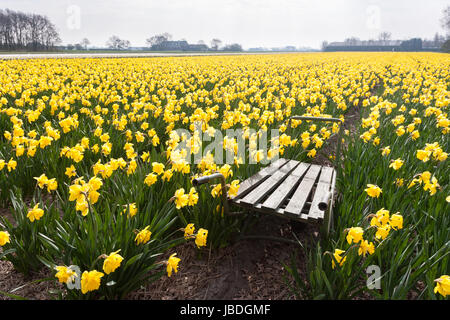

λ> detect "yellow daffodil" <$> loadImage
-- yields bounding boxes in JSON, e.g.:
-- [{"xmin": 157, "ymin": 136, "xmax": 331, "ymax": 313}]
[
  {"xmin": 166, "ymin": 253, "xmax": 181, "ymax": 277},
  {"xmin": 55, "ymin": 266, "xmax": 77, "ymax": 284},
  {"xmin": 346, "ymin": 227, "xmax": 364, "ymax": 244},
  {"xmin": 365, "ymin": 184, "xmax": 382, "ymax": 198},
  {"xmin": 184, "ymin": 223, "xmax": 195, "ymax": 239},
  {"xmin": 80, "ymin": 270, "xmax": 104, "ymax": 294},
  {"xmin": 228, "ymin": 180, "xmax": 240, "ymax": 198},
  {"xmin": 7, "ymin": 159, "xmax": 17, "ymax": 172},
  {"xmin": 144, "ymin": 173, "xmax": 158, "ymax": 186},
  {"xmin": 358, "ymin": 240, "xmax": 375, "ymax": 257},
  {"xmin": 174, "ymin": 188, "xmax": 189, "ymax": 209},
  {"xmin": 162, "ymin": 169, "xmax": 173, "ymax": 182},
  {"xmin": 390, "ymin": 213, "xmax": 403, "ymax": 230},
  {"xmin": 389, "ymin": 158, "xmax": 404, "ymax": 170},
  {"xmin": 122, "ymin": 203, "xmax": 138, "ymax": 217},
  {"xmin": 152, "ymin": 162, "xmax": 165, "ymax": 175},
  {"xmin": 34, "ymin": 173, "xmax": 49, "ymax": 189},
  {"xmin": 102, "ymin": 250, "xmax": 124, "ymax": 274},
  {"xmin": 434, "ymin": 275, "xmax": 450, "ymax": 297},
  {"xmin": 27, "ymin": 204, "xmax": 44, "ymax": 222},
  {"xmin": 195, "ymin": 228, "xmax": 208, "ymax": 248},
  {"xmin": 135, "ymin": 226, "xmax": 151, "ymax": 245},
  {"xmin": 416, "ymin": 149, "xmax": 431, "ymax": 162},
  {"xmin": 331, "ymin": 249, "xmax": 347, "ymax": 269},
  {"xmin": 46, "ymin": 178, "xmax": 58, "ymax": 192},
  {"xmin": 370, "ymin": 208, "xmax": 390, "ymax": 227},
  {"xmin": 65, "ymin": 165, "xmax": 77, "ymax": 178},
  {"xmin": 375, "ymin": 224, "xmax": 391, "ymax": 240},
  {"xmin": 187, "ymin": 187, "xmax": 199, "ymax": 206},
  {"xmin": 0, "ymin": 231, "xmax": 10, "ymax": 246}
]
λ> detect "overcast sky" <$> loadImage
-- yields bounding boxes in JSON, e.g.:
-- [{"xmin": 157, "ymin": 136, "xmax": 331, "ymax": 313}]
[{"xmin": 1, "ymin": 0, "xmax": 448, "ymax": 49}]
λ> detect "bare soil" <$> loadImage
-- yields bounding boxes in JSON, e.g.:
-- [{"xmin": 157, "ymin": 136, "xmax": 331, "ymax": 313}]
[
  {"xmin": 128, "ymin": 215, "xmax": 319, "ymax": 300},
  {"xmin": 0, "ymin": 207, "xmax": 316, "ymax": 300}
]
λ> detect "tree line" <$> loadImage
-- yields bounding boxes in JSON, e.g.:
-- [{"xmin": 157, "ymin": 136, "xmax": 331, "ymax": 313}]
[
  {"xmin": 0, "ymin": 9, "xmax": 61, "ymax": 51},
  {"xmin": 324, "ymin": 6, "xmax": 450, "ymax": 53},
  {"xmin": 100, "ymin": 33, "xmax": 242, "ymax": 51}
]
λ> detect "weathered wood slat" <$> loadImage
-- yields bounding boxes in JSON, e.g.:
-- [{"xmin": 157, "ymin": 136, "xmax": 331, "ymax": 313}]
[
  {"xmin": 254, "ymin": 203, "xmax": 310, "ymax": 222},
  {"xmin": 231, "ymin": 158, "xmax": 288, "ymax": 200},
  {"xmin": 231, "ymin": 159, "xmax": 336, "ymax": 228},
  {"xmin": 239, "ymin": 160, "xmax": 300, "ymax": 207},
  {"xmin": 261, "ymin": 163, "xmax": 311, "ymax": 211},
  {"xmin": 283, "ymin": 164, "xmax": 322, "ymax": 218},
  {"xmin": 309, "ymin": 167, "xmax": 335, "ymax": 220}
]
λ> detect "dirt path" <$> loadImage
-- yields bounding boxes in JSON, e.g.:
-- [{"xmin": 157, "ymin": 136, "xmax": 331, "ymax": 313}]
[
  {"xmin": 0, "ymin": 212, "xmax": 317, "ymax": 300},
  {"xmin": 128, "ymin": 214, "xmax": 319, "ymax": 300}
]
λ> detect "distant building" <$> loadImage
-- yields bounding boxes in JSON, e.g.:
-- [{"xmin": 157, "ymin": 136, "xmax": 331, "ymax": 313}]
[
  {"xmin": 151, "ymin": 40, "xmax": 188, "ymax": 51},
  {"xmin": 247, "ymin": 46, "xmax": 318, "ymax": 52},
  {"xmin": 151, "ymin": 40, "xmax": 209, "ymax": 51},
  {"xmin": 284, "ymin": 46, "xmax": 297, "ymax": 51},
  {"xmin": 323, "ymin": 38, "xmax": 429, "ymax": 52},
  {"xmin": 248, "ymin": 47, "xmax": 267, "ymax": 51},
  {"xmin": 186, "ymin": 44, "xmax": 208, "ymax": 51}
]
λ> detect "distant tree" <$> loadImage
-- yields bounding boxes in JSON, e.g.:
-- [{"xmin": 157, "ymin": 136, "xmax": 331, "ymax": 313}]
[
  {"xmin": 400, "ymin": 38, "xmax": 423, "ymax": 51},
  {"xmin": 106, "ymin": 35, "xmax": 119, "ymax": 49},
  {"xmin": 344, "ymin": 37, "xmax": 360, "ymax": 45},
  {"xmin": 442, "ymin": 39, "xmax": 450, "ymax": 52},
  {"xmin": 431, "ymin": 33, "xmax": 445, "ymax": 47},
  {"xmin": 66, "ymin": 43, "xmax": 74, "ymax": 50},
  {"xmin": 81, "ymin": 38, "xmax": 90, "ymax": 50},
  {"xmin": 0, "ymin": 8, "xmax": 60, "ymax": 51},
  {"xmin": 120, "ymin": 39, "xmax": 130, "ymax": 49},
  {"xmin": 106, "ymin": 35, "xmax": 130, "ymax": 50},
  {"xmin": 210, "ymin": 38, "xmax": 222, "ymax": 50},
  {"xmin": 321, "ymin": 41, "xmax": 328, "ymax": 51},
  {"xmin": 222, "ymin": 43, "xmax": 243, "ymax": 51},
  {"xmin": 74, "ymin": 43, "xmax": 83, "ymax": 50},
  {"xmin": 146, "ymin": 33, "xmax": 172, "ymax": 48},
  {"xmin": 378, "ymin": 31, "xmax": 392, "ymax": 44},
  {"xmin": 162, "ymin": 32, "xmax": 172, "ymax": 41},
  {"xmin": 197, "ymin": 40, "xmax": 205, "ymax": 45}
]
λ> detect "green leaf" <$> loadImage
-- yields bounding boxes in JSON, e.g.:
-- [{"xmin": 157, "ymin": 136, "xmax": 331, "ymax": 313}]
[{"xmin": 0, "ymin": 290, "xmax": 29, "ymax": 300}]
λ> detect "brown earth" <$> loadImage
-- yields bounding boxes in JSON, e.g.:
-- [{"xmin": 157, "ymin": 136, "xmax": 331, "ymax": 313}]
[
  {"xmin": 127, "ymin": 215, "xmax": 319, "ymax": 300},
  {"xmin": 0, "ymin": 207, "xmax": 316, "ymax": 300}
]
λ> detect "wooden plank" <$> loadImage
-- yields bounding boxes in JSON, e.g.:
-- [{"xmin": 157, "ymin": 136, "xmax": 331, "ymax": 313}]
[
  {"xmin": 239, "ymin": 160, "xmax": 300, "ymax": 207},
  {"xmin": 254, "ymin": 204, "xmax": 309, "ymax": 222},
  {"xmin": 325, "ymin": 168, "xmax": 337, "ymax": 233},
  {"xmin": 309, "ymin": 167, "xmax": 335, "ymax": 220},
  {"xmin": 283, "ymin": 164, "xmax": 322, "ymax": 217},
  {"xmin": 231, "ymin": 158, "xmax": 288, "ymax": 200},
  {"xmin": 261, "ymin": 163, "xmax": 311, "ymax": 211}
]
